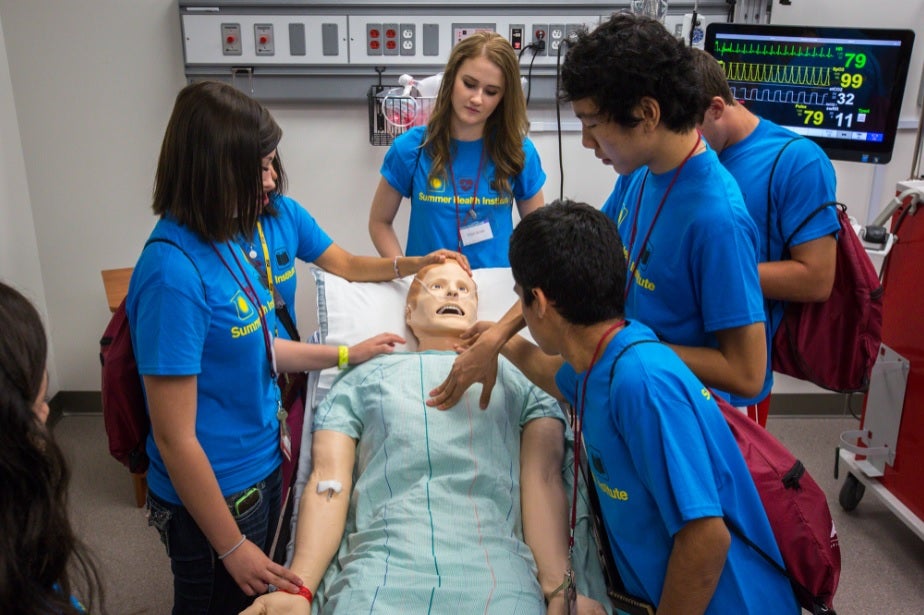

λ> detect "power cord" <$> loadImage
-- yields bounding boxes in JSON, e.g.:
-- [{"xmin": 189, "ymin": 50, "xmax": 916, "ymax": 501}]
[{"xmin": 518, "ymin": 40, "xmax": 544, "ymax": 107}]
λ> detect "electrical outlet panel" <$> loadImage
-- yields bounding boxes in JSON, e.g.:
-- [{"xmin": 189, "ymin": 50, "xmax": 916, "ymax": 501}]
[
  {"xmin": 345, "ymin": 15, "xmax": 602, "ymax": 67},
  {"xmin": 184, "ymin": 14, "xmax": 349, "ymax": 65},
  {"xmin": 180, "ymin": 3, "xmax": 731, "ymax": 103},
  {"xmin": 254, "ymin": 23, "xmax": 274, "ymax": 55},
  {"xmin": 221, "ymin": 23, "xmax": 242, "ymax": 56},
  {"xmin": 400, "ymin": 23, "xmax": 416, "ymax": 56},
  {"xmin": 509, "ymin": 24, "xmax": 525, "ymax": 52}
]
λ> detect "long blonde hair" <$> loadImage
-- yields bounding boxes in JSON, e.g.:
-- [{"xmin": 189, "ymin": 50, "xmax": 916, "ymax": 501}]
[{"xmin": 423, "ymin": 32, "xmax": 528, "ymax": 197}]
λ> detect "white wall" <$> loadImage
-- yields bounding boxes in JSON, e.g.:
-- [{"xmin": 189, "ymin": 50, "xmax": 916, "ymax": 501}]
[
  {"xmin": 0, "ymin": 0, "xmax": 921, "ymax": 393},
  {"xmin": 0, "ymin": 11, "xmax": 57, "ymax": 390}
]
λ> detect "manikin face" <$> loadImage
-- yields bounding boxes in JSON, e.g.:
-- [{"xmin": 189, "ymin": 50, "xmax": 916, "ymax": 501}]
[
  {"xmin": 406, "ymin": 262, "xmax": 478, "ymax": 339},
  {"xmin": 450, "ymin": 55, "xmax": 505, "ymax": 139}
]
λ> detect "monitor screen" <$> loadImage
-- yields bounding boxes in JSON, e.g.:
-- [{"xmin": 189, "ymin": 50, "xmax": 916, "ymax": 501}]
[{"xmin": 705, "ymin": 23, "xmax": 915, "ymax": 163}]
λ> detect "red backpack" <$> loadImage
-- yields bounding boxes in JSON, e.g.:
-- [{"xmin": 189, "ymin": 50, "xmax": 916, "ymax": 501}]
[
  {"xmin": 766, "ymin": 140, "xmax": 883, "ymax": 392},
  {"xmin": 715, "ymin": 392, "xmax": 840, "ymax": 614},
  {"xmin": 99, "ymin": 238, "xmax": 197, "ymax": 473},
  {"xmin": 771, "ymin": 202, "xmax": 883, "ymax": 392},
  {"xmin": 99, "ymin": 297, "xmax": 149, "ymax": 473},
  {"xmin": 602, "ymin": 341, "xmax": 841, "ymax": 614}
]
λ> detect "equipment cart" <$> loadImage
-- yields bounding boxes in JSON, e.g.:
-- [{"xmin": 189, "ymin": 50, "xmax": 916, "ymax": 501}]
[{"xmin": 836, "ymin": 181, "xmax": 924, "ymax": 542}]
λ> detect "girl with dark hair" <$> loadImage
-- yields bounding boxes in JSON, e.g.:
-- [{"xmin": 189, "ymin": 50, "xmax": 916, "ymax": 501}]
[
  {"xmin": 369, "ymin": 31, "xmax": 546, "ymax": 269},
  {"xmin": 0, "ymin": 281, "xmax": 105, "ymax": 615},
  {"xmin": 129, "ymin": 81, "xmax": 417, "ymax": 614}
]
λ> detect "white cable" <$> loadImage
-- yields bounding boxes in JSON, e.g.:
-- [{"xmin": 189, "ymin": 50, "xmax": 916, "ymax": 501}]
[{"xmin": 870, "ymin": 187, "xmax": 924, "ymax": 229}]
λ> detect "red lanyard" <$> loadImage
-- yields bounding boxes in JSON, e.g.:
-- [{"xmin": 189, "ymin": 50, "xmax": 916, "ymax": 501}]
[
  {"xmin": 624, "ymin": 135, "xmax": 701, "ymax": 298},
  {"xmin": 446, "ymin": 146, "xmax": 487, "ymax": 253},
  {"xmin": 569, "ymin": 319, "xmax": 625, "ymax": 549},
  {"xmin": 211, "ymin": 242, "xmax": 277, "ymax": 380}
]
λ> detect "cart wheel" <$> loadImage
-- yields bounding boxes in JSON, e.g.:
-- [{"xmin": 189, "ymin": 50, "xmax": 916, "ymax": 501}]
[{"xmin": 839, "ymin": 473, "xmax": 865, "ymax": 511}]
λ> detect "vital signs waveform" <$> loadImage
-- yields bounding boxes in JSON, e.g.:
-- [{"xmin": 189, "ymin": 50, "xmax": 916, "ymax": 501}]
[
  {"xmin": 713, "ymin": 41, "xmax": 835, "ymax": 59},
  {"xmin": 730, "ymin": 85, "xmax": 829, "ymax": 106},
  {"xmin": 723, "ymin": 61, "xmax": 832, "ymax": 86}
]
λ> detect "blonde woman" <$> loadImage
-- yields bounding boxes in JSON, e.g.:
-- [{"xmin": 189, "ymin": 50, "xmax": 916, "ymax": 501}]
[{"xmin": 369, "ymin": 31, "xmax": 546, "ymax": 269}]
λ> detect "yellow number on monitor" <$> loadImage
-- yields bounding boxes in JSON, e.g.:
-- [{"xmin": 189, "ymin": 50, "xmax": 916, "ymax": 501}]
[{"xmin": 840, "ymin": 73, "xmax": 864, "ymax": 89}]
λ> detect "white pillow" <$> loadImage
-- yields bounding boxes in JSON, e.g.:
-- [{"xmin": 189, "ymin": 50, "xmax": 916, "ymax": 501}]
[{"xmin": 312, "ymin": 266, "xmax": 528, "ymax": 394}]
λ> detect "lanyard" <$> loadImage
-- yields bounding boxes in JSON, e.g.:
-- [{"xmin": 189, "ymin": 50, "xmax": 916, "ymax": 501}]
[
  {"xmin": 446, "ymin": 146, "xmax": 487, "ymax": 253},
  {"xmin": 255, "ymin": 220, "xmax": 275, "ymax": 298},
  {"xmin": 624, "ymin": 135, "xmax": 701, "ymax": 299},
  {"xmin": 569, "ymin": 319, "xmax": 625, "ymax": 550},
  {"xmin": 211, "ymin": 241, "xmax": 277, "ymax": 380}
]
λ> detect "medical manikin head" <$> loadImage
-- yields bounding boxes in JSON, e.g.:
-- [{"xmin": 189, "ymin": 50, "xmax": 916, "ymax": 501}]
[{"xmin": 406, "ymin": 262, "xmax": 478, "ymax": 350}]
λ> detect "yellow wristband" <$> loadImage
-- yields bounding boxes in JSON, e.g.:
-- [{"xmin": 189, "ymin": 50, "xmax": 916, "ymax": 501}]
[{"xmin": 337, "ymin": 345, "xmax": 349, "ymax": 370}]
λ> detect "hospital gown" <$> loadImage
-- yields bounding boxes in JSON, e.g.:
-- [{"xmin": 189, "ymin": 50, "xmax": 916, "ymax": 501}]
[{"xmin": 310, "ymin": 351, "xmax": 566, "ymax": 614}]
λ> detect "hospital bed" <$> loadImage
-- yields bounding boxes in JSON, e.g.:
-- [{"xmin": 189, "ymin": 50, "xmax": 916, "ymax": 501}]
[{"xmin": 286, "ymin": 266, "xmax": 613, "ymax": 613}]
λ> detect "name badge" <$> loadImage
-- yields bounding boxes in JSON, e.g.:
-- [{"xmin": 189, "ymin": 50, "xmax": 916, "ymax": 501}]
[{"xmin": 460, "ymin": 220, "xmax": 493, "ymax": 246}]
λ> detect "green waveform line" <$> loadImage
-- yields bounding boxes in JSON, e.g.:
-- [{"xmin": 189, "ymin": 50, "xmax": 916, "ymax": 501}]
[
  {"xmin": 723, "ymin": 61, "xmax": 832, "ymax": 86},
  {"xmin": 714, "ymin": 41, "xmax": 835, "ymax": 59}
]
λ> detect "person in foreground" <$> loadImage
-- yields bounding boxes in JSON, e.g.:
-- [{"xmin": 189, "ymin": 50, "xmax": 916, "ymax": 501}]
[
  {"xmin": 498, "ymin": 201, "xmax": 799, "ymax": 614},
  {"xmin": 241, "ymin": 261, "xmax": 606, "ymax": 614},
  {"xmin": 368, "ymin": 31, "xmax": 546, "ymax": 268},
  {"xmin": 0, "ymin": 281, "xmax": 105, "ymax": 614},
  {"xmin": 427, "ymin": 12, "xmax": 766, "ymax": 411},
  {"xmin": 129, "ymin": 81, "xmax": 406, "ymax": 614},
  {"xmin": 693, "ymin": 48, "xmax": 839, "ymax": 424}
]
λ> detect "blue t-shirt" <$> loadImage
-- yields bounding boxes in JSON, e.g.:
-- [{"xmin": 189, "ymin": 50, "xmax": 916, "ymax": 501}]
[
  {"xmin": 719, "ymin": 119, "xmax": 839, "ymax": 404},
  {"xmin": 238, "ymin": 194, "xmax": 333, "ymax": 340},
  {"xmin": 602, "ymin": 150, "xmax": 765, "ymax": 350},
  {"xmin": 555, "ymin": 321, "xmax": 798, "ymax": 614},
  {"xmin": 381, "ymin": 126, "xmax": 546, "ymax": 268},
  {"xmin": 127, "ymin": 218, "xmax": 282, "ymax": 504}
]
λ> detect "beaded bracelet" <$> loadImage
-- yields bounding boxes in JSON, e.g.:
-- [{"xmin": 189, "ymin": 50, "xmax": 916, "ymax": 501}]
[
  {"xmin": 285, "ymin": 585, "xmax": 314, "ymax": 603},
  {"xmin": 217, "ymin": 534, "xmax": 246, "ymax": 560}
]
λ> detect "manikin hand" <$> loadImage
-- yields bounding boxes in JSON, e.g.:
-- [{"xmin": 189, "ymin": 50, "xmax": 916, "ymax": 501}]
[
  {"xmin": 546, "ymin": 593, "xmax": 608, "ymax": 615},
  {"xmin": 239, "ymin": 588, "xmax": 310, "ymax": 615}
]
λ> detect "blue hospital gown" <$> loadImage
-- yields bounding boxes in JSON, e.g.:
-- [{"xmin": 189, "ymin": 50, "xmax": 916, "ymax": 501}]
[{"xmin": 312, "ymin": 351, "xmax": 565, "ymax": 614}]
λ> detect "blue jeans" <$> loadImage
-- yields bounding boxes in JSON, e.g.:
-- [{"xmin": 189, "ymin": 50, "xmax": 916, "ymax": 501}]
[{"xmin": 147, "ymin": 467, "xmax": 282, "ymax": 615}]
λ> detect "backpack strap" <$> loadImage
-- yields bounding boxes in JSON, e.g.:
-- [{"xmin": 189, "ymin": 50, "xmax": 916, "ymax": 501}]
[
  {"xmin": 606, "ymin": 339, "xmax": 660, "ymax": 383},
  {"xmin": 603, "ymin": 340, "xmax": 814, "ymax": 602},
  {"xmin": 766, "ymin": 137, "xmax": 802, "ymax": 262},
  {"xmin": 782, "ymin": 201, "xmax": 844, "ymax": 251},
  {"xmin": 144, "ymin": 237, "xmax": 203, "ymax": 284},
  {"xmin": 588, "ymin": 338, "xmax": 662, "ymax": 596}
]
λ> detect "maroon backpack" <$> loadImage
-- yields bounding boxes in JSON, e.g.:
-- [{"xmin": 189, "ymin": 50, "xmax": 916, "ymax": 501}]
[
  {"xmin": 765, "ymin": 141, "xmax": 883, "ymax": 392},
  {"xmin": 99, "ymin": 238, "xmax": 197, "ymax": 473},
  {"xmin": 715, "ymin": 393, "xmax": 841, "ymax": 614},
  {"xmin": 771, "ymin": 202, "xmax": 883, "ymax": 392},
  {"xmin": 99, "ymin": 297, "xmax": 149, "ymax": 473},
  {"xmin": 604, "ymin": 341, "xmax": 840, "ymax": 614}
]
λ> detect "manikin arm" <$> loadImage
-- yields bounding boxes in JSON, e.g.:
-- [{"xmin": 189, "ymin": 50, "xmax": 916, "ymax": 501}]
[{"xmin": 240, "ymin": 430, "xmax": 356, "ymax": 614}]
